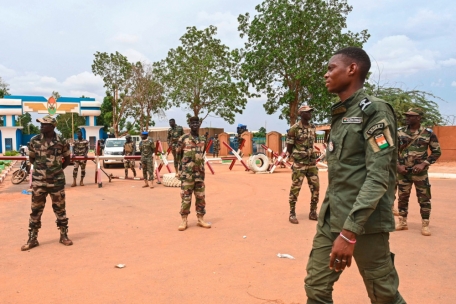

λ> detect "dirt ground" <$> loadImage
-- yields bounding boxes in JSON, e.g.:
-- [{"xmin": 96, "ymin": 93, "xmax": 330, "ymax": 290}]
[{"xmin": 0, "ymin": 158, "xmax": 455, "ymax": 304}]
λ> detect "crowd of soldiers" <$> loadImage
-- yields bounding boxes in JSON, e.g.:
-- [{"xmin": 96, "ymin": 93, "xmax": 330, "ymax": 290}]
[{"xmin": 20, "ymin": 46, "xmax": 446, "ymax": 303}]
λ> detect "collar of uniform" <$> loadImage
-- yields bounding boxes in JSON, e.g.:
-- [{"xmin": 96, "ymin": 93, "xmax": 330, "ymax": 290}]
[
  {"xmin": 331, "ymin": 88, "xmax": 367, "ymax": 116},
  {"xmin": 405, "ymin": 124, "xmax": 423, "ymax": 135},
  {"xmin": 39, "ymin": 132, "xmax": 59, "ymax": 143}
]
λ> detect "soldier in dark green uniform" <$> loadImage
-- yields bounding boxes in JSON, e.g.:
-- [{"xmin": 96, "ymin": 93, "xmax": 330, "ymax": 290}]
[
  {"xmin": 139, "ymin": 131, "xmax": 155, "ymax": 189},
  {"xmin": 395, "ymin": 108, "xmax": 441, "ymax": 236},
  {"xmin": 213, "ymin": 134, "xmax": 220, "ymax": 158},
  {"xmin": 21, "ymin": 115, "xmax": 73, "ymax": 251},
  {"xmin": 71, "ymin": 130, "xmax": 89, "ymax": 187},
  {"xmin": 167, "ymin": 118, "xmax": 184, "ymax": 174},
  {"xmin": 304, "ymin": 47, "xmax": 406, "ymax": 303},
  {"xmin": 286, "ymin": 105, "xmax": 319, "ymax": 223},
  {"xmin": 122, "ymin": 134, "xmax": 136, "ymax": 178},
  {"xmin": 176, "ymin": 117, "xmax": 211, "ymax": 231}
]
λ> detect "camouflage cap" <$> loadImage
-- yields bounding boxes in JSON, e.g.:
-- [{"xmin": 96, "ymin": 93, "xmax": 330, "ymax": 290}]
[
  {"xmin": 36, "ymin": 115, "xmax": 57, "ymax": 125},
  {"xmin": 298, "ymin": 105, "xmax": 313, "ymax": 113},
  {"xmin": 404, "ymin": 107, "xmax": 424, "ymax": 116}
]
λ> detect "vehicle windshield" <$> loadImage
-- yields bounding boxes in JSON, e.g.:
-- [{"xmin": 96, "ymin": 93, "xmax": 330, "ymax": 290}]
[{"xmin": 105, "ymin": 139, "xmax": 125, "ymax": 147}]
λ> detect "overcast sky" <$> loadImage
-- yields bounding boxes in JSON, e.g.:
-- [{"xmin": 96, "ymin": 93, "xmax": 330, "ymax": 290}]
[{"xmin": 1, "ymin": 0, "xmax": 455, "ymax": 132}]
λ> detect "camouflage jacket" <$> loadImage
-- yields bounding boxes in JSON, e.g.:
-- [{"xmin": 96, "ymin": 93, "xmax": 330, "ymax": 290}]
[
  {"xmin": 167, "ymin": 125, "xmax": 184, "ymax": 149},
  {"xmin": 139, "ymin": 138, "xmax": 155, "ymax": 161},
  {"xmin": 213, "ymin": 138, "xmax": 220, "ymax": 150},
  {"xmin": 321, "ymin": 89, "xmax": 397, "ymax": 235},
  {"xmin": 29, "ymin": 133, "xmax": 70, "ymax": 188},
  {"xmin": 177, "ymin": 133, "xmax": 206, "ymax": 181},
  {"xmin": 73, "ymin": 139, "xmax": 89, "ymax": 156},
  {"xmin": 123, "ymin": 141, "xmax": 136, "ymax": 156},
  {"xmin": 398, "ymin": 126, "xmax": 441, "ymax": 167},
  {"xmin": 286, "ymin": 121, "xmax": 317, "ymax": 168}
]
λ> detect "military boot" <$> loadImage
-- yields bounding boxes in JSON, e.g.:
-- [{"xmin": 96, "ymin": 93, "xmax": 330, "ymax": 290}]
[
  {"xmin": 59, "ymin": 227, "xmax": 73, "ymax": 246},
  {"xmin": 395, "ymin": 216, "xmax": 408, "ymax": 231},
  {"xmin": 178, "ymin": 215, "xmax": 188, "ymax": 231},
  {"xmin": 80, "ymin": 177, "xmax": 84, "ymax": 186},
  {"xmin": 149, "ymin": 180, "xmax": 154, "ymax": 189},
  {"xmin": 289, "ymin": 213, "xmax": 299, "ymax": 224},
  {"xmin": 421, "ymin": 219, "xmax": 431, "ymax": 236},
  {"xmin": 21, "ymin": 229, "xmax": 39, "ymax": 251},
  {"xmin": 197, "ymin": 214, "xmax": 211, "ymax": 228},
  {"xmin": 142, "ymin": 179, "xmax": 149, "ymax": 188},
  {"xmin": 125, "ymin": 169, "xmax": 128, "ymax": 179},
  {"xmin": 392, "ymin": 207, "xmax": 399, "ymax": 216},
  {"xmin": 132, "ymin": 168, "xmax": 137, "ymax": 178},
  {"xmin": 309, "ymin": 209, "xmax": 318, "ymax": 221},
  {"xmin": 71, "ymin": 178, "xmax": 77, "ymax": 187}
]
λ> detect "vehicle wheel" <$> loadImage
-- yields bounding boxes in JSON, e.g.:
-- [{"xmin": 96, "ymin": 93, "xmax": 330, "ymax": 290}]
[
  {"xmin": 11, "ymin": 170, "xmax": 27, "ymax": 184},
  {"xmin": 103, "ymin": 161, "xmax": 109, "ymax": 169},
  {"xmin": 162, "ymin": 173, "xmax": 182, "ymax": 187},
  {"xmin": 249, "ymin": 153, "xmax": 270, "ymax": 172}
]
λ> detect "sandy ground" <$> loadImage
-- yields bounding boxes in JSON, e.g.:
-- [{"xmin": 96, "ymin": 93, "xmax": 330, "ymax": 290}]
[{"xmin": 0, "ymin": 158, "xmax": 455, "ymax": 304}]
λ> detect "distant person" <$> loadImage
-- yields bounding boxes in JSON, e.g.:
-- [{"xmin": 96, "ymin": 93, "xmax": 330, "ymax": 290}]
[
  {"xmin": 176, "ymin": 116, "xmax": 211, "ymax": 231},
  {"xmin": 122, "ymin": 134, "xmax": 137, "ymax": 178},
  {"xmin": 395, "ymin": 108, "xmax": 441, "ymax": 236},
  {"xmin": 304, "ymin": 47, "xmax": 405, "ymax": 303},
  {"xmin": 139, "ymin": 131, "xmax": 155, "ymax": 188},
  {"xmin": 213, "ymin": 134, "xmax": 220, "ymax": 158},
  {"xmin": 286, "ymin": 105, "xmax": 319, "ymax": 223},
  {"xmin": 167, "ymin": 118, "xmax": 184, "ymax": 175},
  {"xmin": 21, "ymin": 115, "xmax": 73, "ymax": 251},
  {"xmin": 71, "ymin": 131, "xmax": 89, "ymax": 187}
]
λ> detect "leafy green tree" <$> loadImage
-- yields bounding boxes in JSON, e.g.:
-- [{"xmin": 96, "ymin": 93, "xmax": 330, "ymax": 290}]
[
  {"xmin": 364, "ymin": 83, "xmax": 444, "ymax": 127},
  {"xmin": 0, "ymin": 76, "xmax": 10, "ymax": 98},
  {"xmin": 129, "ymin": 62, "xmax": 166, "ymax": 131},
  {"xmin": 92, "ymin": 51, "xmax": 134, "ymax": 137},
  {"xmin": 238, "ymin": 0, "xmax": 369, "ymax": 125},
  {"xmin": 154, "ymin": 26, "xmax": 250, "ymax": 123},
  {"xmin": 97, "ymin": 94, "xmax": 114, "ymax": 131},
  {"xmin": 16, "ymin": 113, "xmax": 40, "ymax": 135},
  {"xmin": 254, "ymin": 127, "xmax": 267, "ymax": 137},
  {"xmin": 55, "ymin": 113, "xmax": 85, "ymax": 139}
]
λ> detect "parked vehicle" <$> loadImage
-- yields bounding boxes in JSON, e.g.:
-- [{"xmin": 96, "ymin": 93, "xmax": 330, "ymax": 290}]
[
  {"xmin": 102, "ymin": 138, "xmax": 126, "ymax": 168},
  {"xmin": 11, "ymin": 148, "xmax": 30, "ymax": 185}
]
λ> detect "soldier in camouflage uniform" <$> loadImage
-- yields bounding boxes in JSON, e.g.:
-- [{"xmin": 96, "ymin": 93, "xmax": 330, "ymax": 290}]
[
  {"xmin": 286, "ymin": 105, "xmax": 320, "ymax": 223},
  {"xmin": 71, "ymin": 130, "xmax": 89, "ymax": 187},
  {"xmin": 176, "ymin": 116, "xmax": 211, "ymax": 231},
  {"xmin": 213, "ymin": 134, "xmax": 220, "ymax": 157},
  {"xmin": 122, "ymin": 134, "xmax": 136, "ymax": 178},
  {"xmin": 139, "ymin": 131, "xmax": 155, "ymax": 189},
  {"xmin": 395, "ymin": 107, "xmax": 441, "ymax": 236},
  {"xmin": 167, "ymin": 118, "xmax": 184, "ymax": 174},
  {"xmin": 21, "ymin": 115, "xmax": 73, "ymax": 251}
]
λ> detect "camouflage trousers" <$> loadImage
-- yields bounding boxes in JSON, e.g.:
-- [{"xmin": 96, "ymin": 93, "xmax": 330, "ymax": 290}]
[
  {"xmin": 73, "ymin": 160, "xmax": 87, "ymax": 178},
  {"xmin": 171, "ymin": 148, "xmax": 181, "ymax": 173},
  {"xmin": 124, "ymin": 159, "xmax": 135, "ymax": 169},
  {"xmin": 213, "ymin": 148, "xmax": 219, "ymax": 157},
  {"xmin": 397, "ymin": 170, "xmax": 431, "ymax": 219},
  {"xmin": 141, "ymin": 159, "xmax": 154, "ymax": 181},
  {"xmin": 28, "ymin": 185, "xmax": 69, "ymax": 230},
  {"xmin": 289, "ymin": 166, "xmax": 319, "ymax": 215},
  {"xmin": 180, "ymin": 179, "xmax": 206, "ymax": 216}
]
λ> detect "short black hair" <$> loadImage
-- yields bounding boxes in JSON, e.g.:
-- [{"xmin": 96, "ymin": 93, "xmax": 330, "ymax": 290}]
[
  {"xmin": 334, "ymin": 47, "xmax": 371, "ymax": 81},
  {"xmin": 188, "ymin": 116, "xmax": 200, "ymax": 123},
  {"xmin": 169, "ymin": 118, "xmax": 175, "ymax": 122}
]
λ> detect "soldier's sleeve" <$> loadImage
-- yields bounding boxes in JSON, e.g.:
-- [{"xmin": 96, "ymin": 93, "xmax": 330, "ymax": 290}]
[
  {"xmin": 286, "ymin": 125, "xmax": 296, "ymax": 145},
  {"xmin": 62, "ymin": 139, "xmax": 71, "ymax": 157},
  {"xmin": 396, "ymin": 129, "xmax": 406, "ymax": 165},
  {"xmin": 167, "ymin": 129, "xmax": 171, "ymax": 144},
  {"xmin": 28, "ymin": 139, "xmax": 36, "ymax": 158},
  {"xmin": 425, "ymin": 131, "xmax": 441, "ymax": 165},
  {"xmin": 343, "ymin": 102, "xmax": 397, "ymax": 235}
]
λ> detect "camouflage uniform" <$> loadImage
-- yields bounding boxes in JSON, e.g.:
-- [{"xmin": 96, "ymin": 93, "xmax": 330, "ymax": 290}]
[
  {"xmin": 168, "ymin": 125, "xmax": 184, "ymax": 173},
  {"xmin": 123, "ymin": 140, "xmax": 136, "ymax": 176},
  {"xmin": 72, "ymin": 138, "xmax": 89, "ymax": 178},
  {"xmin": 213, "ymin": 138, "xmax": 220, "ymax": 157},
  {"xmin": 28, "ymin": 133, "xmax": 71, "ymax": 232},
  {"xmin": 177, "ymin": 134, "xmax": 207, "ymax": 215},
  {"xmin": 397, "ymin": 126, "xmax": 441, "ymax": 219},
  {"xmin": 287, "ymin": 122, "xmax": 319, "ymax": 215},
  {"xmin": 140, "ymin": 138, "xmax": 155, "ymax": 181}
]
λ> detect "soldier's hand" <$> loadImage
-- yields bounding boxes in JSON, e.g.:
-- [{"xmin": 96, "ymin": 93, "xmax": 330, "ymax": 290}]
[
  {"xmin": 397, "ymin": 164, "xmax": 407, "ymax": 175},
  {"xmin": 329, "ymin": 229, "xmax": 356, "ymax": 272},
  {"xmin": 412, "ymin": 163, "xmax": 427, "ymax": 174}
]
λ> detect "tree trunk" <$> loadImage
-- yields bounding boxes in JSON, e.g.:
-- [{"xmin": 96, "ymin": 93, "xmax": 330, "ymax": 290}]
[{"xmin": 289, "ymin": 97, "xmax": 298, "ymax": 126}]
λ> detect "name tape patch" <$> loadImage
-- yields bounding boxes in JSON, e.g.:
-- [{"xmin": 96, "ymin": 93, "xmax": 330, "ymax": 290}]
[
  {"xmin": 342, "ymin": 117, "xmax": 363, "ymax": 124},
  {"xmin": 367, "ymin": 123, "xmax": 385, "ymax": 135}
]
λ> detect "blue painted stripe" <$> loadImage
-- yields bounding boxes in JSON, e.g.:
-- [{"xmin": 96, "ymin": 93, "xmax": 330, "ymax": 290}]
[
  {"xmin": 85, "ymin": 116, "xmax": 90, "ymax": 126},
  {"xmin": 81, "ymin": 107, "xmax": 100, "ymax": 110},
  {"xmin": 0, "ymin": 105, "xmax": 23, "ymax": 108},
  {"xmin": 58, "ymin": 97, "xmax": 95, "ymax": 102},
  {"xmin": 12, "ymin": 115, "xmax": 16, "ymax": 126},
  {"xmin": 4, "ymin": 95, "xmax": 47, "ymax": 101}
]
